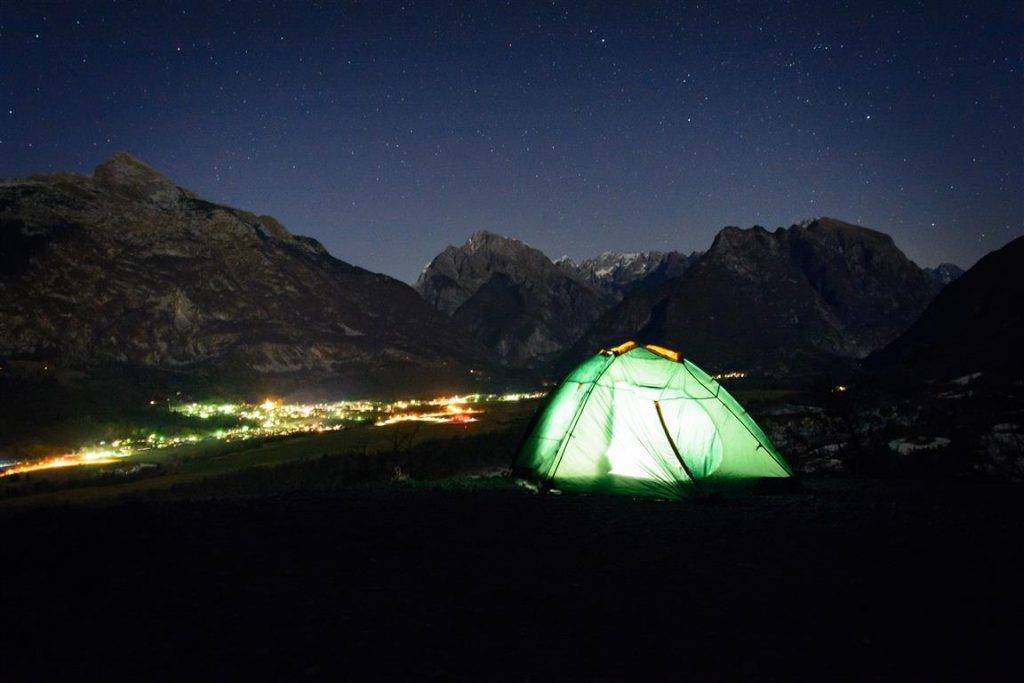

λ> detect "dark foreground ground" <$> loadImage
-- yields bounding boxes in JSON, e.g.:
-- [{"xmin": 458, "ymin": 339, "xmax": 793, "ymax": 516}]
[{"xmin": 2, "ymin": 477, "xmax": 1021, "ymax": 680}]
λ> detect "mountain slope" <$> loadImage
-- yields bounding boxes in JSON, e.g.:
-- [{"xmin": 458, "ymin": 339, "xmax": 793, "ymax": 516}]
[
  {"xmin": 0, "ymin": 153, "xmax": 490, "ymax": 394},
  {"xmin": 869, "ymin": 236, "xmax": 1024, "ymax": 379},
  {"xmin": 570, "ymin": 218, "xmax": 938, "ymax": 375},
  {"xmin": 416, "ymin": 231, "xmax": 614, "ymax": 366}
]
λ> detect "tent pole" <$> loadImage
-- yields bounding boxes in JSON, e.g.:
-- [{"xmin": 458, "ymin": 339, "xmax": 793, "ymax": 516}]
[{"xmin": 654, "ymin": 400, "xmax": 699, "ymax": 488}]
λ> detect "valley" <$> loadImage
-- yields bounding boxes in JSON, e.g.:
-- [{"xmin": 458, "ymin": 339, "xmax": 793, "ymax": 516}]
[{"xmin": 1, "ymin": 153, "xmax": 1021, "ymax": 497}]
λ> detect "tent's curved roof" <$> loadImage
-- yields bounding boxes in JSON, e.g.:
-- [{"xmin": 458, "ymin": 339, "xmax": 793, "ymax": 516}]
[{"xmin": 515, "ymin": 341, "xmax": 791, "ymax": 498}]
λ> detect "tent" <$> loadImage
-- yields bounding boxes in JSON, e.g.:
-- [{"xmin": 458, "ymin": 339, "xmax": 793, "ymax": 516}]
[{"xmin": 514, "ymin": 342, "xmax": 791, "ymax": 498}]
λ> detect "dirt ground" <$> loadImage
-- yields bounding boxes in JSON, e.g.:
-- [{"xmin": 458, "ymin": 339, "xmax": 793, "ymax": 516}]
[{"xmin": 1, "ymin": 476, "xmax": 1020, "ymax": 680}]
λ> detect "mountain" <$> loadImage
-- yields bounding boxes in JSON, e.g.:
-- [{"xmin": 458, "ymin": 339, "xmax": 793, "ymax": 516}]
[
  {"xmin": 869, "ymin": 236, "xmax": 1024, "ymax": 379},
  {"xmin": 557, "ymin": 250, "xmax": 701, "ymax": 298},
  {"xmin": 570, "ymin": 217, "xmax": 939, "ymax": 375},
  {"xmin": 923, "ymin": 262, "xmax": 964, "ymax": 291},
  {"xmin": 0, "ymin": 153, "xmax": 490, "ymax": 395},
  {"xmin": 415, "ymin": 231, "xmax": 614, "ymax": 366}
]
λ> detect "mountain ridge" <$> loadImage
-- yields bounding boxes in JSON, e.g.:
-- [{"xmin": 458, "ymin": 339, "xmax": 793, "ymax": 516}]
[
  {"xmin": 0, "ymin": 152, "xmax": 492, "ymax": 395},
  {"xmin": 567, "ymin": 217, "xmax": 941, "ymax": 374}
]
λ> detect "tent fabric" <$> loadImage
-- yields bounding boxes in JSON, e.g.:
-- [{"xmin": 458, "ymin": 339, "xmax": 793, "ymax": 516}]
[{"xmin": 514, "ymin": 344, "xmax": 791, "ymax": 499}]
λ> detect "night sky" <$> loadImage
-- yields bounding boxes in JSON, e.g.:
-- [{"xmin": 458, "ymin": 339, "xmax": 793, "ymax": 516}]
[{"xmin": 1, "ymin": 1, "xmax": 1020, "ymax": 282}]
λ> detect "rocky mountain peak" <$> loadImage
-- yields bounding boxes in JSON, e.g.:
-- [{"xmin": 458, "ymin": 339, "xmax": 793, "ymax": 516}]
[
  {"xmin": 710, "ymin": 223, "xmax": 771, "ymax": 246},
  {"xmin": 564, "ymin": 249, "xmax": 701, "ymax": 298},
  {"xmin": 461, "ymin": 231, "xmax": 550, "ymax": 265},
  {"xmin": 708, "ymin": 218, "xmax": 905, "ymax": 267},
  {"xmin": 92, "ymin": 151, "xmax": 180, "ymax": 207},
  {"xmin": 924, "ymin": 262, "xmax": 964, "ymax": 290},
  {"xmin": 706, "ymin": 225, "xmax": 781, "ymax": 269},
  {"xmin": 466, "ymin": 230, "xmax": 517, "ymax": 250},
  {"xmin": 797, "ymin": 216, "xmax": 896, "ymax": 247},
  {"xmin": 94, "ymin": 151, "xmax": 162, "ymax": 176},
  {"xmin": 554, "ymin": 255, "xmax": 576, "ymax": 269},
  {"xmin": 417, "ymin": 231, "xmax": 581, "ymax": 311},
  {"xmin": 571, "ymin": 217, "xmax": 939, "ymax": 374},
  {"xmin": 256, "ymin": 215, "xmax": 296, "ymax": 242},
  {"xmin": 416, "ymin": 231, "xmax": 614, "ymax": 365}
]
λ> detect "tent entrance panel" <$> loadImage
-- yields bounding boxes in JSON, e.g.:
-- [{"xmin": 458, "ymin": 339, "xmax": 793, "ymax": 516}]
[
  {"xmin": 654, "ymin": 392, "xmax": 788, "ymax": 480},
  {"xmin": 654, "ymin": 401, "xmax": 699, "ymax": 484},
  {"xmin": 653, "ymin": 397, "xmax": 724, "ymax": 479},
  {"xmin": 550, "ymin": 380, "xmax": 691, "ymax": 499}
]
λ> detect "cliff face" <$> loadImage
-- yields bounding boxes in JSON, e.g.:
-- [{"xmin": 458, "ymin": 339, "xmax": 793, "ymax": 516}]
[{"xmin": 0, "ymin": 153, "xmax": 489, "ymax": 394}]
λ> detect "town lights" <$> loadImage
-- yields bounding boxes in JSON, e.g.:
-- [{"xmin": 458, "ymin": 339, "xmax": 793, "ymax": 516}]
[{"xmin": 0, "ymin": 390, "xmax": 546, "ymax": 477}]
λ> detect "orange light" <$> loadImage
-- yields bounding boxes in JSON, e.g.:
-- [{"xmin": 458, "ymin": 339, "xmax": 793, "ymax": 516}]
[
  {"xmin": 1, "ymin": 454, "xmax": 118, "ymax": 477},
  {"xmin": 605, "ymin": 341, "xmax": 637, "ymax": 355},
  {"xmin": 644, "ymin": 344, "xmax": 681, "ymax": 362}
]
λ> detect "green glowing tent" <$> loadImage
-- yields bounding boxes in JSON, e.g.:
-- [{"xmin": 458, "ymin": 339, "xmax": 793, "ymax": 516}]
[{"xmin": 514, "ymin": 342, "xmax": 791, "ymax": 499}]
